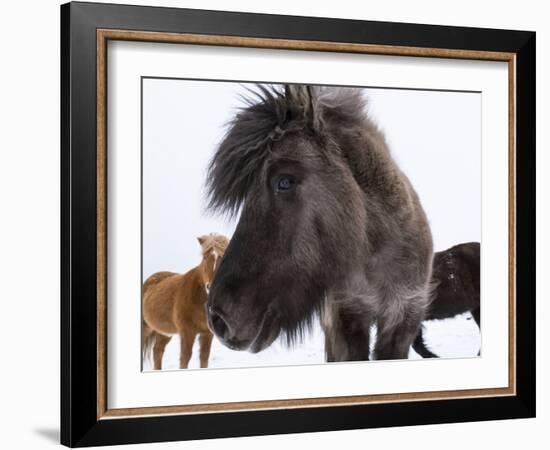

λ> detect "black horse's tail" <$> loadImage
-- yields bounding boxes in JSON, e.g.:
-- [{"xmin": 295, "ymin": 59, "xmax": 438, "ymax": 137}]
[{"xmin": 412, "ymin": 326, "xmax": 439, "ymax": 358}]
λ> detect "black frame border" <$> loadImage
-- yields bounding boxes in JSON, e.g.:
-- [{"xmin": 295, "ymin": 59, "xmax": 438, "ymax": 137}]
[{"xmin": 61, "ymin": 2, "xmax": 536, "ymax": 447}]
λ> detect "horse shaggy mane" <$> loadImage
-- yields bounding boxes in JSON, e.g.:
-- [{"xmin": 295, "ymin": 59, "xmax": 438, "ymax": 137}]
[{"xmin": 206, "ymin": 84, "xmax": 369, "ymax": 218}]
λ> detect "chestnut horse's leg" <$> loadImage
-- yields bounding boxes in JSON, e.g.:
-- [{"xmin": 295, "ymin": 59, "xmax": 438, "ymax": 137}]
[
  {"xmin": 179, "ymin": 329, "xmax": 196, "ymax": 369},
  {"xmin": 153, "ymin": 334, "xmax": 171, "ymax": 370},
  {"xmin": 199, "ymin": 332, "xmax": 213, "ymax": 368}
]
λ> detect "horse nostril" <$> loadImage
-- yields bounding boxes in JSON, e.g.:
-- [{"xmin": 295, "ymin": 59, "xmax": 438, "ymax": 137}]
[{"xmin": 210, "ymin": 310, "xmax": 229, "ymax": 339}]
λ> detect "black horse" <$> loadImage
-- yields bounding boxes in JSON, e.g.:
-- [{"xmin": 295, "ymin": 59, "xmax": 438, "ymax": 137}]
[
  {"xmin": 413, "ymin": 242, "xmax": 480, "ymax": 358},
  {"xmin": 206, "ymin": 84, "xmax": 433, "ymax": 361}
]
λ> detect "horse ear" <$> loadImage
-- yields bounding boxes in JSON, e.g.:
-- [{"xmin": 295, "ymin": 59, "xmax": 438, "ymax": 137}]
[
  {"xmin": 305, "ymin": 86, "xmax": 322, "ymax": 130},
  {"xmin": 284, "ymin": 85, "xmax": 321, "ymax": 131},
  {"xmin": 301, "ymin": 86, "xmax": 322, "ymax": 131},
  {"xmin": 197, "ymin": 236, "xmax": 206, "ymax": 246}
]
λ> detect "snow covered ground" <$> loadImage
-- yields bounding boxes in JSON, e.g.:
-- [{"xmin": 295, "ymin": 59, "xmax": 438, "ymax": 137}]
[{"xmin": 143, "ymin": 312, "xmax": 481, "ymax": 371}]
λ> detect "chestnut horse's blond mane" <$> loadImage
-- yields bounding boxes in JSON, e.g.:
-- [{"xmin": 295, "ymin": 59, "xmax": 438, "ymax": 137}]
[{"xmin": 199, "ymin": 233, "xmax": 229, "ymax": 257}]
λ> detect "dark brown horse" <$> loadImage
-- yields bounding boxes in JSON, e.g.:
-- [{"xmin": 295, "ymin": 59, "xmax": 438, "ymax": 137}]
[
  {"xmin": 205, "ymin": 84, "xmax": 433, "ymax": 361},
  {"xmin": 413, "ymin": 242, "xmax": 480, "ymax": 358},
  {"xmin": 142, "ymin": 233, "xmax": 229, "ymax": 369}
]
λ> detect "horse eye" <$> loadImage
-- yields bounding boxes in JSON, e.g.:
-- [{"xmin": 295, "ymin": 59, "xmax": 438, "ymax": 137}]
[{"xmin": 275, "ymin": 175, "xmax": 295, "ymax": 193}]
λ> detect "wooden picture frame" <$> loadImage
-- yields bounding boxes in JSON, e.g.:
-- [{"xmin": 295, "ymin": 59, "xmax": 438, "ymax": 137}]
[{"xmin": 61, "ymin": 1, "xmax": 535, "ymax": 447}]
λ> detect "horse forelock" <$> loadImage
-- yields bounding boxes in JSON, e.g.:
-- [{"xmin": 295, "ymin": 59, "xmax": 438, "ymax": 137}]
[
  {"xmin": 206, "ymin": 84, "xmax": 368, "ymax": 218},
  {"xmin": 199, "ymin": 233, "xmax": 229, "ymax": 257}
]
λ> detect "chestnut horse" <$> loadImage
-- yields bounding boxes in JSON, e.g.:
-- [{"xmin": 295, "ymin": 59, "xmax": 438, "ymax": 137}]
[{"xmin": 142, "ymin": 233, "xmax": 229, "ymax": 369}]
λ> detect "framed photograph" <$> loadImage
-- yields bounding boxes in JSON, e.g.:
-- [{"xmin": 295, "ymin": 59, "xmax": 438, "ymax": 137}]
[{"xmin": 61, "ymin": 1, "xmax": 536, "ymax": 447}]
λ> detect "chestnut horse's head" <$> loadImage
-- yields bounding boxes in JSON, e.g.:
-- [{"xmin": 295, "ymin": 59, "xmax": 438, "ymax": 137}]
[
  {"xmin": 197, "ymin": 233, "xmax": 229, "ymax": 294},
  {"xmin": 205, "ymin": 85, "xmax": 368, "ymax": 353}
]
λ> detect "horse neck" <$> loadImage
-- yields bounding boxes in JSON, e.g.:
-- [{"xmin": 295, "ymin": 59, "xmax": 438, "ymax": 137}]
[
  {"xmin": 179, "ymin": 265, "xmax": 208, "ymax": 303},
  {"xmin": 195, "ymin": 258, "xmax": 209, "ymax": 288},
  {"xmin": 176, "ymin": 264, "xmax": 202, "ymax": 288},
  {"xmin": 332, "ymin": 119, "xmax": 402, "ymax": 203}
]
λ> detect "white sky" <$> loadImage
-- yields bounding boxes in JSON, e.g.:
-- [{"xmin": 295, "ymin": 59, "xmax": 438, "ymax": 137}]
[{"xmin": 142, "ymin": 80, "xmax": 480, "ymax": 278}]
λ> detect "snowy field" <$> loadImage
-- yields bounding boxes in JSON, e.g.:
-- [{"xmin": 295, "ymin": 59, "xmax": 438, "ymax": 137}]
[{"xmin": 143, "ymin": 313, "xmax": 481, "ymax": 371}]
